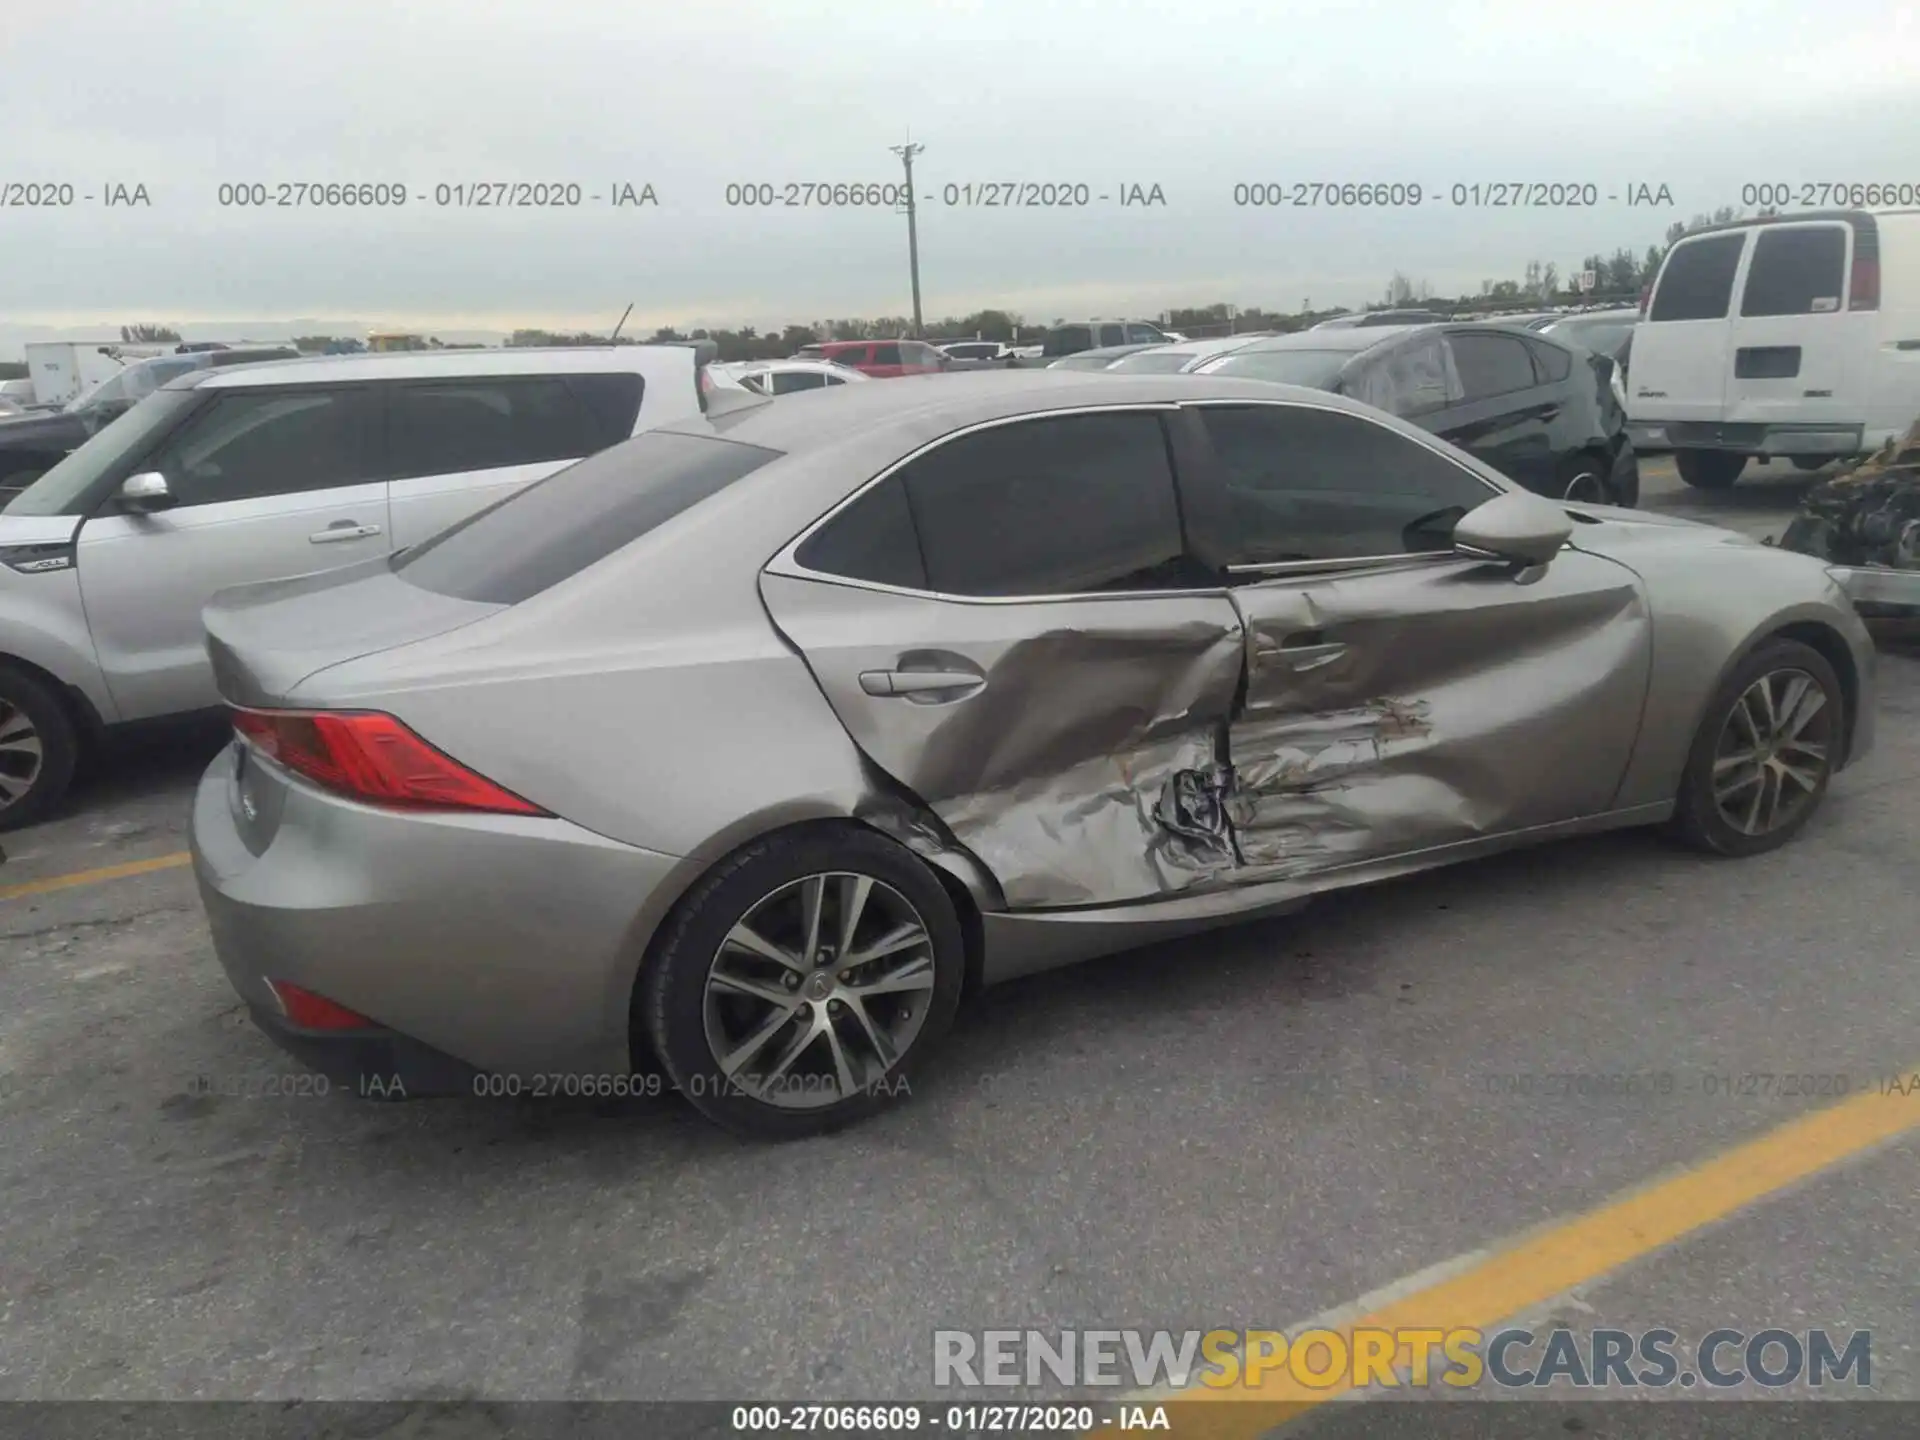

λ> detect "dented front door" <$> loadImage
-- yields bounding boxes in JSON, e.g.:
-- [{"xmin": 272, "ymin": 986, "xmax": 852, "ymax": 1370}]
[
  {"xmin": 758, "ymin": 573, "xmax": 1247, "ymax": 908},
  {"xmin": 1222, "ymin": 550, "xmax": 1652, "ymax": 878}
]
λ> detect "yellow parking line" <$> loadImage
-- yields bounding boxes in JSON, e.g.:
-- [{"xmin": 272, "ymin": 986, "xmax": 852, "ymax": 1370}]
[
  {"xmin": 1159, "ymin": 1070, "xmax": 1920, "ymax": 1436},
  {"xmin": 0, "ymin": 850, "xmax": 193, "ymax": 902}
]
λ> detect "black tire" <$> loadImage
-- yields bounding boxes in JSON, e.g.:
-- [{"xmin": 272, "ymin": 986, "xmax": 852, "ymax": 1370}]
[
  {"xmin": 1675, "ymin": 450, "xmax": 1746, "ymax": 490},
  {"xmin": 1607, "ymin": 445, "xmax": 1641, "ymax": 507},
  {"xmin": 0, "ymin": 663, "xmax": 80, "ymax": 832},
  {"xmin": 1670, "ymin": 639, "xmax": 1843, "ymax": 857},
  {"xmin": 641, "ymin": 825, "xmax": 965, "ymax": 1139}
]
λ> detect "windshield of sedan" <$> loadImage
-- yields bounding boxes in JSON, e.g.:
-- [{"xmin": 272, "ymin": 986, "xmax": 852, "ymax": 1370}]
[
  {"xmin": 3, "ymin": 388, "xmax": 201, "ymax": 515},
  {"xmin": 1205, "ymin": 349, "xmax": 1351, "ymax": 388}
]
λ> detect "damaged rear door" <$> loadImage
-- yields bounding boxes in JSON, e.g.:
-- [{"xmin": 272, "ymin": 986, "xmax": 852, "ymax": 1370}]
[
  {"xmin": 1182, "ymin": 400, "xmax": 1653, "ymax": 878},
  {"xmin": 759, "ymin": 406, "xmax": 1245, "ymax": 909}
]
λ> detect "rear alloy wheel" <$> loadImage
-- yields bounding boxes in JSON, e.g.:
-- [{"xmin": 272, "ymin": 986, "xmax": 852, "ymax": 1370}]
[
  {"xmin": 1671, "ymin": 639, "xmax": 1842, "ymax": 857},
  {"xmin": 643, "ymin": 827, "xmax": 964, "ymax": 1138},
  {"xmin": 0, "ymin": 664, "xmax": 79, "ymax": 832},
  {"xmin": 1675, "ymin": 450, "xmax": 1747, "ymax": 490}
]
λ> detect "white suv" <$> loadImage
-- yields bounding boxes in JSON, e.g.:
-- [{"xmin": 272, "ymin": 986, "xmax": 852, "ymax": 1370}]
[{"xmin": 0, "ymin": 344, "xmax": 727, "ymax": 827}]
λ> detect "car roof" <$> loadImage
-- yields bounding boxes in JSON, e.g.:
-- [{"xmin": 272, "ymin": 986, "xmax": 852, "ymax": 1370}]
[
  {"xmin": 1057, "ymin": 342, "xmax": 1164, "ymax": 360},
  {"xmin": 1126, "ymin": 333, "xmax": 1276, "ymax": 359},
  {"xmin": 657, "ymin": 367, "xmax": 1393, "ymax": 456},
  {"xmin": 1227, "ymin": 326, "xmax": 1420, "ymax": 355},
  {"xmin": 167, "ymin": 345, "xmax": 698, "ymax": 390}
]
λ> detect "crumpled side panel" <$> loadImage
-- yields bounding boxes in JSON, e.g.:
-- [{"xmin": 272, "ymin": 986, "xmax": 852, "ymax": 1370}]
[
  {"xmin": 921, "ymin": 626, "xmax": 1245, "ymax": 907},
  {"xmin": 758, "ymin": 571, "xmax": 1248, "ymax": 910},
  {"xmin": 1225, "ymin": 554, "xmax": 1651, "ymax": 878},
  {"xmin": 1779, "ymin": 417, "xmax": 1920, "ymax": 568}
]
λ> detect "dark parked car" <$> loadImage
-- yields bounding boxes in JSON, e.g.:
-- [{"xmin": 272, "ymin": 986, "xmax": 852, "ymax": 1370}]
[
  {"xmin": 1311, "ymin": 309, "xmax": 1447, "ymax": 330},
  {"xmin": 0, "ymin": 347, "xmax": 298, "ymax": 498},
  {"xmin": 1039, "ymin": 319, "xmax": 1175, "ymax": 360},
  {"xmin": 1194, "ymin": 323, "xmax": 1638, "ymax": 505}
]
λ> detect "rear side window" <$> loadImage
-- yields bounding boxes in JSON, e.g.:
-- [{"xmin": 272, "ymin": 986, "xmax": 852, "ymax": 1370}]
[
  {"xmin": 828, "ymin": 345, "xmax": 867, "ymax": 364},
  {"xmin": 893, "ymin": 411, "xmax": 1198, "ymax": 596},
  {"xmin": 567, "ymin": 372, "xmax": 645, "ymax": 444},
  {"xmin": 1098, "ymin": 324, "xmax": 1126, "ymax": 346},
  {"xmin": 1740, "ymin": 226, "xmax": 1848, "ymax": 316},
  {"xmin": 770, "ymin": 370, "xmax": 829, "ymax": 393},
  {"xmin": 1044, "ymin": 325, "xmax": 1093, "ymax": 357},
  {"xmin": 393, "ymin": 431, "xmax": 781, "ymax": 604},
  {"xmin": 1448, "ymin": 332, "xmax": 1537, "ymax": 399},
  {"xmin": 1649, "ymin": 233, "xmax": 1745, "ymax": 321},
  {"xmin": 795, "ymin": 474, "xmax": 928, "ymax": 589},
  {"xmin": 386, "ymin": 377, "xmax": 617, "ymax": 480},
  {"xmin": 1523, "ymin": 337, "xmax": 1573, "ymax": 382},
  {"xmin": 872, "ymin": 344, "xmax": 902, "ymax": 365}
]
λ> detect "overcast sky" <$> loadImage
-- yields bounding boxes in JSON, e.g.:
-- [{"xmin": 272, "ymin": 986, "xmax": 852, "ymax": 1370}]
[{"xmin": 1, "ymin": 0, "xmax": 1917, "ymax": 343}]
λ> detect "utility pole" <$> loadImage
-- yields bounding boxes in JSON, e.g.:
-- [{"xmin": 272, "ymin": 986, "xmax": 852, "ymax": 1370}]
[{"xmin": 891, "ymin": 140, "xmax": 925, "ymax": 338}]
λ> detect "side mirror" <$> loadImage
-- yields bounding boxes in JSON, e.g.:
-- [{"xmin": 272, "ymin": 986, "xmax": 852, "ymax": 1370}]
[
  {"xmin": 1453, "ymin": 489, "xmax": 1572, "ymax": 569},
  {"xmin": 119, "ymin": 471, "xmax": 176, "ymax": 514}
]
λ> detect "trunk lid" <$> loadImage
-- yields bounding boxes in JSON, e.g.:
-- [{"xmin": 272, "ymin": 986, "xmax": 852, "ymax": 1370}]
[{"xmin": 202, "ymin": 554, "xmax": 503, "ymax": 708}]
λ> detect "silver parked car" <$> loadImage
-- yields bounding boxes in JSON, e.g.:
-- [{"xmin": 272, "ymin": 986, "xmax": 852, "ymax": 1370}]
[
  {"xmin": 0, "ymin": 345, "xmax": 718, "ymax": 827},
  {"xmin": 191, "ymin": 371, "xmax": 1874, "ymax": 1138}
]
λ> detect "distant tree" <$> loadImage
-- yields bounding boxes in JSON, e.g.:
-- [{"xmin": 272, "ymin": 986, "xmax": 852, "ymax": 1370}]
[
  {"xmin": 1643, "ymin": 244, "xmax": 1664, "ymax": 283},
  {"xmin": 291, "ymin": 335, "xmax": 339, "ymax": 353},
  {"xmin": 120, "ymin": 323, "xmax": 181, "ymax": 343},
  {"xmin": 1539, "ymin": 262, "xmax": 1559, "ymax": 298}
]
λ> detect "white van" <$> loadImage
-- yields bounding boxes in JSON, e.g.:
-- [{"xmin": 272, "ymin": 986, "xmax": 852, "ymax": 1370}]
[{"xmin": 1627, "ymin": 209, "xmax": 1920, "ymax": 488}]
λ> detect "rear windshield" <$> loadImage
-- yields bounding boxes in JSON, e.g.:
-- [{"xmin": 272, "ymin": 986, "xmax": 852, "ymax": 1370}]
[
  {"xmin": 1105, "ymin": 350, "xmax": 1199, "ymax": 374},
  {"xmin": 1740, "ymin": 226, "xmax": 1848, "ymax": 316},
  {"xmin": 392, "ymin": 429, "xmax": 781, "ymax": 605},
  {"xmin": 1649, "ymin": 233, "xmax": 1745, "ymax": 322},
  {"xmin": 1206, "ymin": 350, "xmax": 1349, "ymax": 387}
]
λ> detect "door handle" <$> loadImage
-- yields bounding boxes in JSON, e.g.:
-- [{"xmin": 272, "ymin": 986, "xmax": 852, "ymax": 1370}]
[
  {"xmin": 858, "ymin": 668, "xmax": 987, "ymax": 700},
  {"xmin": 309, "ymin": 521, "xmax": 383, "ymax": 544}
]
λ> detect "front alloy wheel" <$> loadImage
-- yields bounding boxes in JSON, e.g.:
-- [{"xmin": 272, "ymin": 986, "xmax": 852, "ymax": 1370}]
[
  {"xmin": 1672, "ymin": 639, "xmax": 1843, "ymax": 856},
  {"xmin": 642, "ymin": 826, "xmax": 964, "ymax": 1138},
  {"xmin": 0, "ymin": 665, "xmax": 79, "ymax": 832}
]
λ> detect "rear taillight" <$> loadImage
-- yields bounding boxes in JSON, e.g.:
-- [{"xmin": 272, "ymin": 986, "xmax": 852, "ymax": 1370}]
[
  {"xmin": 1849, "ymin": 253, "xmax": 1880, "ymax": 311},
  {"xmin": 268, "ymin": 980, "xmax": 374, "ymax": 1031},
  {"xmin": 230, "ymin": 706, "xmax": 545, "ymax": 815}
]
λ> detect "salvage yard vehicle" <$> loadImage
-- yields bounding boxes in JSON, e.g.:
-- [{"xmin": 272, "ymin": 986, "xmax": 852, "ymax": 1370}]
[
  {"xmin": 793, "ymin": 339, "xmax": 947, "ymax": 377},
  {"xmin": 1192, "ymin": 323, "xmax": 1640, "ymax": 505},
  {"xmin": 1045, "ymin": 342, "xmax": 1168, "ymax": 371},
  {"xmin": 1103, "ymin": 333, "xmax": 1280, "ymax": 373},
  {"xmin": 189, "ymin": 370, "xmax": 1872, "ymax": 1139},
  {"xmin": 1628, "ymin": 209, "xmax": 1920, "ymax": 488},
  {"xmin": 0, "ymin": 345, "xmax": 726, "ymax": 827}
]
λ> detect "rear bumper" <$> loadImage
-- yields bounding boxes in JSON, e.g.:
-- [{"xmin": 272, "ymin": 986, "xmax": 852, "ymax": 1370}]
[
  {"xmin": 190, "ymin": 745, "xmax": 685, "ymax": 1084},
  {"xmin": 1626, "ymin": 419, "xmax": 1865, "ymax": 456}
]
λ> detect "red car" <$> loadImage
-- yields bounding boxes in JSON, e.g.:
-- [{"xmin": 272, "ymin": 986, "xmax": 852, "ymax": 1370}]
[{"xmin": 795, "ymin": 339, "xmax": 948, "ymax": 378}]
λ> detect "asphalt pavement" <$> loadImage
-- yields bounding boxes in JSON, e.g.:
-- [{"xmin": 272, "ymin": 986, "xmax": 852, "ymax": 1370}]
[{"xmin": 3, "ymin": 456, "xmax": 1918, "ymax": 1433}]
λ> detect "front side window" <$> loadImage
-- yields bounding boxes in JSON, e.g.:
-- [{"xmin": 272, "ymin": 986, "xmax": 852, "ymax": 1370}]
[
  {"xmin": 147, "ymin": 388, "xmax": 378, "ymax": 505},
  {"xmin": 1199, "ymin": 403, "xmax": 1496, "ymax": 565},
  {"xmin": 1740, "ymin": 226, "xmax": 1848, "ymax": 317},
  {"xmin": 1125, "ymin": 324, "xmax": 1165, "ymax": 344},
  {"xmin": 1098, "ymin": 324, "xmax": 1127, "ymax": 346},
  {"xmin": 872, "ymin": 343, "xmax": 903, "ymax": 365},
  {"xmin": 893, "ymin": 411, "xmax": 1198, "ymax": 596},
  {"xmin": 1522, "ymin": 337, "xmax": 1573, "ymax": 382},
  {"xmin": 386, "ymin": 376, "xmax": 615, "ymax": 480},
  {"xmin": 1346, "ymin": 334, "xmax": 1459, "ymax": 414},
  {"xmin": 1649, "ymin": 233, "xmax": 1745, "ymax": 322},
  {"xmin": 3, "ymin": 389, "xmax": 202, "ymax": 516},
  {"xmin": 1043, "ymin": 326, "xmax": 1093, "ymax": 357}
]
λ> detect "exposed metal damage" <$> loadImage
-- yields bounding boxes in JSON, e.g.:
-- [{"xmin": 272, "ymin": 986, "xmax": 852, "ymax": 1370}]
[{"xmin": 1780, "ymin": 419, "xmax": 1920, "ymax": 609}]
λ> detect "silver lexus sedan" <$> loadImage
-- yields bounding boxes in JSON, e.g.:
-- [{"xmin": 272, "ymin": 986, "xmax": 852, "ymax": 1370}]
[{"xmin": 190, "ymin": 371, "xmax": 1874, "ymax": 1138}]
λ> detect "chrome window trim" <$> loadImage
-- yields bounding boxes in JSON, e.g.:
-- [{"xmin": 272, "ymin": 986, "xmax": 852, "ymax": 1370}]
[{"xmin": 765, "ymin": 395, "xmax": 1507, "ymax": 605}]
